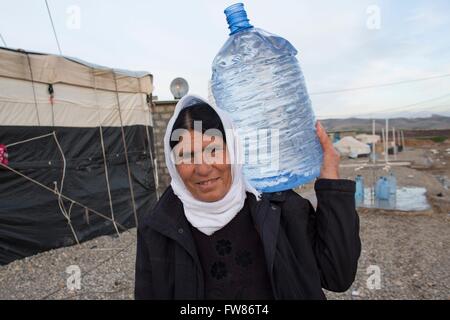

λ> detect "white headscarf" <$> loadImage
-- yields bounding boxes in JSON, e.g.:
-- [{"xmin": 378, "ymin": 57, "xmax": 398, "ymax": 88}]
[{"xmin": 164, "ymin": 94, "xmax": 261, "ymax": 236}]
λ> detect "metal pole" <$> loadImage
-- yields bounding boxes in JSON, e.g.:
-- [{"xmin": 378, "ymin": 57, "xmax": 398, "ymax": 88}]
[
  {"xmin": 393, "ymin": 127, "xmax": 397, "ymax": 160},
  {"xmin": 381, "ymin": 127, "xmax": 386, "ymax": 163},
  {"xmin": 372, "ymin": 119, "xmax": 376, "ymax": 164},
  {"xmin": 401, "ymin": 130, "xmax": 406, "ymax": 149},
  {"xmin": 385, "ymin": 119, "xmax": 389, "ymax": 163}
]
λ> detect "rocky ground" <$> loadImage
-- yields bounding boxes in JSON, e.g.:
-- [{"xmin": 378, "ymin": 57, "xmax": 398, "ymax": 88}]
[
  {"xmin": 0, "ymin": 230, "xmax": 137, "ymax": 300},
  {"xmin": 0, "ymin": 141, "xmax": 449, "ymax": 300},
  {"xmin": 325, "ymin": 210, "xmax": 449, "ymax": 300}
]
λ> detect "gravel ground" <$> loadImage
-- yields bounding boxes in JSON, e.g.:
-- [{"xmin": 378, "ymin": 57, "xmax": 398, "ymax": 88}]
[
  {"xmin": 0, "ymin": 230, "xmax": 137, "ymax": 300},
  {"xmin": 325, "ymin": 209, "xmax": 449, "ymax": 300},
  {"xmin": 0, "ymin": 145, "xmax": 448, "ymax": 300}
]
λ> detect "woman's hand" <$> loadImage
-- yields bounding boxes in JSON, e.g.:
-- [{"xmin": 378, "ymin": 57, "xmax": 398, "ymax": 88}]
[{"xmin": 316, "ymin": 121, "xmax": 340, "ymax": 180}]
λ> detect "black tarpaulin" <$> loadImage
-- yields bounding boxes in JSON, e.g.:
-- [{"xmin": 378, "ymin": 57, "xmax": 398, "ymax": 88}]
[{"xmin": 0, "ymin": 125, "xmax": 157, "ymax": 265}]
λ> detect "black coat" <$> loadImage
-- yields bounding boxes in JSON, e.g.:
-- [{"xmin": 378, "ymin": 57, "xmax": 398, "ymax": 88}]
[{"xmin": 135, "ymin": 179, "xmax": 361, "ymax": 300}]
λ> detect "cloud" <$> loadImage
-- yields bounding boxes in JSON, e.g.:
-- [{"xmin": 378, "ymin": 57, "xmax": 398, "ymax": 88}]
[{"xmin": 1, "ymin": 0, "xmax": 449, "ymax": 118}]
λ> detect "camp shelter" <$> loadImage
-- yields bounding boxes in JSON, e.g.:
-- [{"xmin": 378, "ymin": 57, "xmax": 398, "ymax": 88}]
[
  {"xmin": 355, "ymin": 134, "xmax": 381, "ymax": 145},
  {"xmin": 0, "ymin": 47, "xmax": 158, "ymax": 265},
  {"xmin": 333, "ymin": 136, "xmax": 371, "ymax": 158}
]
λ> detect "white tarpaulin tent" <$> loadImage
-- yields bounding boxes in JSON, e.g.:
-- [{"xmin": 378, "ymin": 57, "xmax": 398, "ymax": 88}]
[
  {"xmin": 334, "ymin": 136, "xmax": 371, "ymax": 158},
  {"xmin": 355, "ymin": 134, "xmax": 380, "ymax": 144},
  {"xmin": 0, "ymin": 47, "xmax": 153, "ymax": 127}
]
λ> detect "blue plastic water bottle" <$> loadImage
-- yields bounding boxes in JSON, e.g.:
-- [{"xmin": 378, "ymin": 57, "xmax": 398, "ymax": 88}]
[
  {"xmin": 355, "ymin": 175, "xmax": 364, "ymax": 200},
  {"xmin": 388, "ymin": 172, "xmax": 397, "ymax": 195},
  {"xmin": 211, "ymin": 3, "xmax": 323, "ymax": 192},
  {"xmin": 375, "ymin": 177, "xmax": 390, "ymax": 200}
]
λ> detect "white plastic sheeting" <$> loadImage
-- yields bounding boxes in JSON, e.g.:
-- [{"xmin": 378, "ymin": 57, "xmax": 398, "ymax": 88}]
[
  {"xmin": 334, "ymin": 136, "xmax": 371, "ymax": 157},
  {"xmin": 0, "ymin": 47, "xmax": 153, "ymax": 127},
  {"xmin": 355, "ymin": 134, "xmax": 380, "ymax": 144}
]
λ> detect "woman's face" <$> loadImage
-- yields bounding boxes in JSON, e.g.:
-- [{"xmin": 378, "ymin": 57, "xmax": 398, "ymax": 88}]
[{"xmin": 174, "ymin": 129, "xmax": 232, "ymax": 202}]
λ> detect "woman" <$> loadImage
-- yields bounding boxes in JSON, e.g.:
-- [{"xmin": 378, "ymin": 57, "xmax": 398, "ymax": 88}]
[{"xmin": 135, "ymin": 95, "xmax": 361, "ymax": 300}]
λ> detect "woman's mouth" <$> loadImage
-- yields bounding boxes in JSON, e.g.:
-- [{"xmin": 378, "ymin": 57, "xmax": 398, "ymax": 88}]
[{"xmin": 195, "ymin": 177, "xmax": 220, "ymax": 190}]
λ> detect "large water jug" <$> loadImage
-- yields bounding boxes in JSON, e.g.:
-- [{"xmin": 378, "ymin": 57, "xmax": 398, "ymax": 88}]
[
  {"xmin": 210, "ymin": 3, "xmax": 323, "ymax": 192},
  {"xmin": 355, "ymin": 175, "xmax": 364, "ymax": 200},
  {"xmin": 388, "ymin": 172, "xmax": 397, "ymax": 195},
  {"xmin": 355, "ymin": 175, "xmax": 364, "ymax": 206},
  {"xmin": 375, "ymin": 177, "xmax": 390, "ymax": 200}
]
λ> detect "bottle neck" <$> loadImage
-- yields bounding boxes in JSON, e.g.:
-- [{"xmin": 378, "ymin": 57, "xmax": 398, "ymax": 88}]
[{"xmin": 225, "ymin": 3, "xmax": 254, "ymax": 35}]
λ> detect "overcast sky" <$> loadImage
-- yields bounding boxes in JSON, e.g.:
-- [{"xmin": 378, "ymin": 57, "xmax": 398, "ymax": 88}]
[{"xmin": 1, "ymin": 0, "xmax": 450, "ymax": 118}]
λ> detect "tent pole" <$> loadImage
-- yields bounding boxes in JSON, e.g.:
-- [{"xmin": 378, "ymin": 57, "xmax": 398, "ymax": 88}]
[
  {"xmin": 138, "ymin": 79, "xmax": 160, "ymax": 200},
  {"xmin": 112, "ymin": 72, "xmax": 139, "ymax": 227},
  {"xmin": 91, "ymin": 68, "xmax": 120, "ymax": 236},
  {"xmin": 25, "ymin": 53, "xmax": 41, "ymax": 126}
]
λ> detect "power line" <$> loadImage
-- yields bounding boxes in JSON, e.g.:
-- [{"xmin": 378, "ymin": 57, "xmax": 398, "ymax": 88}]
[
  {"xmin": 44, "ymin": 0, "xmax": 63, "ymax": 55},
  {"xmin": 0, "ymin": 32, "xmax": 7, "ymax": 47},
  {"xmin": 317, "ymin": 103, "xmax": 450, "ymax": 119},
  {"xmin": 369, "ymin": 93, "xmax": 450, "ymax": 114},
  {"xmin": 316, "ymin": 92, "xmax": 450, "ymax": 118},
  {"xmin": 310, "ymin": 73, "xmax": 450, "ymax": 96}
]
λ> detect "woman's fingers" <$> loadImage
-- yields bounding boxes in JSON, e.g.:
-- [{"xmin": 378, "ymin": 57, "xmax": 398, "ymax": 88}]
[
  {"xmin": 316, "ymin": 121, "xmax": 340, "ymax": 179},
  {"xmin": 316, "ymin": 121, "xmax": 332, "ymax": 150}
]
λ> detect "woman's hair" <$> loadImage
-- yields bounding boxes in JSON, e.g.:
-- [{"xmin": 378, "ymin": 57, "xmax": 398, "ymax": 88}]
[{"xmin": 169, "ymin": 102, "xmax": 227, "ymax": 149}]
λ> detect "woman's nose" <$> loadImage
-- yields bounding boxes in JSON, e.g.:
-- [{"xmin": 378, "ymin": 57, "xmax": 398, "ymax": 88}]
[{"xmin": 195, "ymin": 161, "xmax": 213, "ymax": 176}]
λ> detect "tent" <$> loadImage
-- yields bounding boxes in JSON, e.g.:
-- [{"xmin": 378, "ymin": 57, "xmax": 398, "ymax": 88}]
[
  {"xmin": 0, "ymin": 47, "xmax": 158, "ymax": 265},
  {"xmin": 355, "ymin": 134, "xmax": 380, "ymax": 145},
  {"xmin": 333, "ymin": 136, "xmax": 371, "ymax": 158}
]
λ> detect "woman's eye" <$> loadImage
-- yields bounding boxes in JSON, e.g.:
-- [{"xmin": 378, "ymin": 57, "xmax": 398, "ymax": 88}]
[
  {"xmin": 206, "ymin": 146, "xmax": 221, "ymax": 155},
  {"xmin": 179, "ymin": 153, "xmax": 194, "ymax": 162}
]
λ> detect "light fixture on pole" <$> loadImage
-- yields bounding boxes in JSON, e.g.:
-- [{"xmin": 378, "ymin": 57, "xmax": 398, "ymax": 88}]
[{"xmin": 170, "ymin": 77, "xmax": 189, "ymax": 100}]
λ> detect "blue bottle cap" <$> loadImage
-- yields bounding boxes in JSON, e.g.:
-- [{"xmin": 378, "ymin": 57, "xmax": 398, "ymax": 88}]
[{"xmin": 224, "ymin": 3, "xmax": 254, "ymax": 35}]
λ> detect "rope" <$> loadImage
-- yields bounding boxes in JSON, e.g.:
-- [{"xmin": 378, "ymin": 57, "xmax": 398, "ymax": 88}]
[
  {"xmin": 44, "ymin": 0, "xmax": 63, "ymax": 55},
  {"xmin": 51, "ymin": 131, "xmax": 83, "ymax": 244},
  {"xmin": 0, "ymin": 161, "xmax": 128, "ymax": 231},
  {"xmin": 54, "ymin": 131, "xmax": 66, "ymax": 193},
  {"xmin": 2, "ymin": 131, "xmax": 130, "ymax": 243},
  {"xmin": 25, "ymin": 53, "xmax": 41, "ymax": 126},
  {"xmin": 3, "ymin": 150, "xmax": 147, "ymax": 166},
  {"xmin": 7, "ymin": 131, "xmax": 70, "ymax": 227},
  {"xmin": 55, "ymin": 191, "xmax": 79, "ymax": 245},
  {"xmin": 6, "ymin": 132, "xmax": 54, "ymax": 148},
  {"xmin": 112, "ymin": 71, "xmax": 139, "ymax": 227},
  {"xmin": 91, "ymin": 68, "xmax": 120, "ymax": 236}
]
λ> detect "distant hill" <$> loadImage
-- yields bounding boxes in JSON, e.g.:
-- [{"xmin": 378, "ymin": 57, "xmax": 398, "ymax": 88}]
[{"xmin": 320, "ymin": 114, "xmax": 450, "ymax": 132}]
